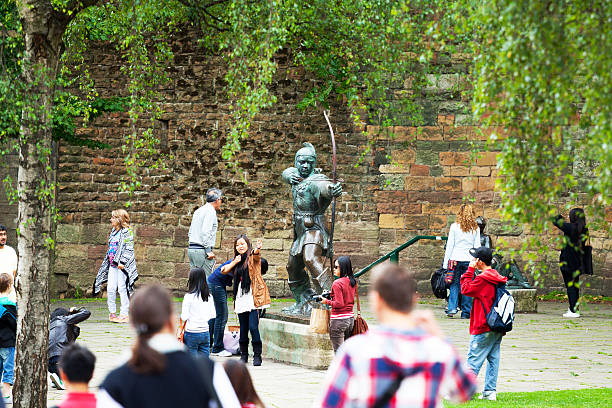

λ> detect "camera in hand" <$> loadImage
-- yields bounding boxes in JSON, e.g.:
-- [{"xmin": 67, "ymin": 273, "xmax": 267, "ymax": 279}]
[{"xmin": 311, "ymin": 290, "xmax": 332, "ymax": 302}]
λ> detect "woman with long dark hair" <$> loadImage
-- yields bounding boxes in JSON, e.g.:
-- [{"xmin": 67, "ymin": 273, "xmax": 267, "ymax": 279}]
[
  {"xmin": 553, "ymin": 208, "xmax": 589, "ymax": 318},
  {"xmin": 320, "ymin": 256, "xmax": 356, "ymax": 352},
  {"xmin": 97, "ymin": 285, "xmax": 240, "ymax": 408},
  {"xmin": 180, "ymin": 267, "xmax": 216, "ymax": 356},
  {"xmin": 223, "ymin": 360, "xmax": 266, "ymax": 408},
  {"xmin": 228, "ymin": 234, "xmax": 270, "ymax": 366}
]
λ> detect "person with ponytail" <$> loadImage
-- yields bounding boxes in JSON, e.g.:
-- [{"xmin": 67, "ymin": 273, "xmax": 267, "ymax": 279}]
[
  {"xmin": 320, "ymin": 256, "xmax": 357, "ymax": 352},
  {"xmin": 553, "ymin": 208, "xmax": 589, "ymax": 318},
  {"xmin": 229, "ymin": 235, "xmax": 270, "ymax": 366},
  {"xmin": 97, "ymin": 285, "xmax": 240, "ymax": 408}
]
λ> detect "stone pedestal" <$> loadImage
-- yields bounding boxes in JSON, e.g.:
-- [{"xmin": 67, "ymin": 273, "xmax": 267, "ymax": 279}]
[
  {"xmin": 259, "ymin": 315, "xmax": 333, "ymax": 369},
  {"xmin": 509, "ymin": 288, "xmax": 537, "ymax": 313}
]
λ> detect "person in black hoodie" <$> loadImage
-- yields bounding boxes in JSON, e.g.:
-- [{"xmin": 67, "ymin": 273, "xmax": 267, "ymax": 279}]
[
  {"xmin": 553, "ymin": 208, "xmax": 589, "ymax": 318},
  {"xmin": 0, "ymin": 274, "xmax": 16, "ymax": 405},
  {"xmin": 48, "ymin": 306, "xmax": 91, "ymax": 390}
]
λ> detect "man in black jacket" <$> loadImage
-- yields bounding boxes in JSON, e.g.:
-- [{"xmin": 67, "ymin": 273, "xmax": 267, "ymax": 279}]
[{"xmin": 48, "ymin": 307, "xmax": 91, "ymax": 390}]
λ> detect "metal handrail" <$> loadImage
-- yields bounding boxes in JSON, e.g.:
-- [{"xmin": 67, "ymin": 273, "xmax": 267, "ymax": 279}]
[{"xmin": 354, "ymin": 235, "xmax": 447, "ymax": 278}]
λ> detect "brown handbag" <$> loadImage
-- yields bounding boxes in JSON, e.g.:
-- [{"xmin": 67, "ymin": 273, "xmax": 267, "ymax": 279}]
[{"xmin": 351, "ymin": 284, "xmax": 368, "ymax": 336}]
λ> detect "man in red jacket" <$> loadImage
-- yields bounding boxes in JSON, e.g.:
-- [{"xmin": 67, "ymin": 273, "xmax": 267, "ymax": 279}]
[{"xmin": 461, "ymin": 247, "xmax": 507, "ymax": 401}]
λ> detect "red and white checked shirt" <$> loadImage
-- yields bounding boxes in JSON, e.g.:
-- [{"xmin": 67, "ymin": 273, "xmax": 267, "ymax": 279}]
[{"xmin": 317, "ymin": 326, "xmax": 476, "ymax": 407}]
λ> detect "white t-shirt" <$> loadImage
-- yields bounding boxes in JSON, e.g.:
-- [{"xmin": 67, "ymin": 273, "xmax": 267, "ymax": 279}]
[
  {"xmin": 0, "ymin": 245, "xmax": 18, "ymax": 276},
  {"xmin": 443, "ymin": 223, "xmax": 481, "ymax": 268},
  {"xmin": 234, "ymin": 281, "xmax": 270, "ymax": 314},
  {"xmin": 181, "ymin": 292, "xmax": 216, "ymax": 333}
]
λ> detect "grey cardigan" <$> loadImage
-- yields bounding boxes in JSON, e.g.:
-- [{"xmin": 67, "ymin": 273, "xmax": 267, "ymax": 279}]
[{"xmin": 94, "ymin": 227, "xmax": 139, "ymax": 296}]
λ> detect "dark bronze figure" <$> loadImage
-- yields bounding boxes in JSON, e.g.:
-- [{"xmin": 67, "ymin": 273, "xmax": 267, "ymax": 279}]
[
  {"xmin": 281, "ymin": 143, "xmax": 342, "ymax": 315},
  {"xmin": 479, "ymin": 217, "xmax": 533, "ymax": 289}
]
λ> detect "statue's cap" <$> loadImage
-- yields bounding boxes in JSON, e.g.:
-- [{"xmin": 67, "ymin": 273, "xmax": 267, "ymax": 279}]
[{"xmin": 295, "ymin": 142, "xmax": 317, "ymax": 159}]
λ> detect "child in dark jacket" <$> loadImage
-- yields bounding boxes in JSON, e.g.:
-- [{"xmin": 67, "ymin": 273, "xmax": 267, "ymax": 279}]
[
  {"xmin": 48, "ymin": 307, "xmax": 91, "ymax": 390},
  {"xmin": 0, "ymin": 274, "xmax": 16, "ymax": 405}
]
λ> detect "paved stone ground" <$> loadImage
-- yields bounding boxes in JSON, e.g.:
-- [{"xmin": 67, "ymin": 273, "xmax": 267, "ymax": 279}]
[{"xmin": 46, "ymin": 298, "xmax": 612, "ymax": 407}]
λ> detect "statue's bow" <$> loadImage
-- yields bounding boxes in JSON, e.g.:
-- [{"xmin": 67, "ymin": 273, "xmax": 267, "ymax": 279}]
[{"xmin": 323, "ymin": 110, "xmax": 336, "ymax": 265}]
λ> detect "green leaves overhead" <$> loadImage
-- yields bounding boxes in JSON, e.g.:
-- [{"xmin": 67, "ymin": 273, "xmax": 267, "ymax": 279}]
[
  {"xmin": 185, "ymin": 0, "xmax": 438, "ymax": 166},
  {"xmin": 431, "ymin": 0, "xmax": 611, "ymax": 278},
  {"xmin": 470, "ymin": 1, "xmax": 611, "ymax": 227},
  {"xmin": 3, "ymin": 0, "xmax": 609, "ymax": 253}
]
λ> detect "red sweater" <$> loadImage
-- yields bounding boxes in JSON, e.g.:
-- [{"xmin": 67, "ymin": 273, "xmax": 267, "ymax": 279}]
[
  {"xmin": 327, "ymin": 277, "xmax": 356, "ymax": 317},
  {"xmin": 460, "ymin": 266, "xmax": 507, "ymax": 335},
  {"xmin": 59, "ymin": 392, "xmax": 97, "ymax": 408}
]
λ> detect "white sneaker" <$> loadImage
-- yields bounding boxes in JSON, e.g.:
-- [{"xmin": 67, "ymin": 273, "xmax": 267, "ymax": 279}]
[
  {"xmin": 563, "ymin": 309, "xmax": 580, "ymax": 318},
  {"xmin": 478, "ymin": 392, "xmax": 497, "ymax": 401},
  {"xmin": 50, "ymin": 373, "xmax": 65, "ymax": 390},
  {"xmin": 217, "ymin": 350, "xmax": 233, "ymax": 357}
]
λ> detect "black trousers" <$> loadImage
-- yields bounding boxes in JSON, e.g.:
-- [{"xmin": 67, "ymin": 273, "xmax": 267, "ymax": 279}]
[
  {"xmin": 561, "ymin": 268, "xmax": 580, "ymax": 313},
  {"xmin": 48, "ymin": 355, "xmax": 60, "ymax": 375},
  {"xmin": 237, "ymin": 309, "xmax": 262, "ymax": 344}
]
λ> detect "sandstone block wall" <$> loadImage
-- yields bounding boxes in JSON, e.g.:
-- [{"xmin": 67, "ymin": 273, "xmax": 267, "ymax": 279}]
[
  {"xmin": 1, "ymin": 31, "xmax": 610, "ymax": 297},
  {"xmin": 0, "ymin": 151, "xmax": 18, "ymax": 244}
]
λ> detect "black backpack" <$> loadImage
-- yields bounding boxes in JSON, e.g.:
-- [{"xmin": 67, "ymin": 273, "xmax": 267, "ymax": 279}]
[
  {"xmin": 479, "ymin": 283, "xmax": 515, "ymax": 333},
  {"xmin": 430, "ymin": 268, "xmax": 447, "ymax": 299}
]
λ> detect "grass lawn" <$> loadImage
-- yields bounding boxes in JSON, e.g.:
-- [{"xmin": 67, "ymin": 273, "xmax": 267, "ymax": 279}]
[{"xmin": 445, "ymin": 388, "xmax": 611, "ymax": 407}]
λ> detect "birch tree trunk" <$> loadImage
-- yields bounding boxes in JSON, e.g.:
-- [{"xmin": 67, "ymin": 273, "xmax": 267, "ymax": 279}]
[
  {"xmin": 14, "ymin": 0, "xmax": 102, "ymax": 404},
  {"xmin": 14, "ymin": 2, "xmax": 67, "ymax": 406}
]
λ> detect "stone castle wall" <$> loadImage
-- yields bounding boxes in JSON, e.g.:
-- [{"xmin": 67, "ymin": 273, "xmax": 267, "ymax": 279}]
[
  {"xmin": 0, "ymin": 151, "xmax": 18, "ymax": 245},
  {"xmin": 2, "ymin": 30, "xmax": 610, "ymax": 297}
]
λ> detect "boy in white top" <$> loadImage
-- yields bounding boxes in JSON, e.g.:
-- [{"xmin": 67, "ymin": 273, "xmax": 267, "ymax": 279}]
[{"xmin": 0, "ymin": 226, "xmax": 17, "ymax": 278}]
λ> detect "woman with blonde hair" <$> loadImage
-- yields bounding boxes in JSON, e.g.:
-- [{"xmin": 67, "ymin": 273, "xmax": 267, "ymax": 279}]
[
  {"xmin": 443, "ymin": 203, "xmax": 480, "ymax": 318},
  {"xmin": 94, "ymin": 209, "xmax": 139, "ymax": 323}
]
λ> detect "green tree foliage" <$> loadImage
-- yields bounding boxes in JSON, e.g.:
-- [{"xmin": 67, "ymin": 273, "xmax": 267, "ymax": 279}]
[
  {"xmin": 3, "ymin": 0, "xmax": 611, "ymax": 269},
  {"xmin": 181, "ymin": 0, "xmax": 439, "ymax": 166},
  {"xmin": 433, "ymin": 0, "xmax": 611, "ymax": 279}
]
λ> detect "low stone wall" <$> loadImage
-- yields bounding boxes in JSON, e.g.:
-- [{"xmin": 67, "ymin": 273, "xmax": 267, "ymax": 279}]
[{"xmin": 259, "ymin": 317, "xmax": 334, "ymax": 369}]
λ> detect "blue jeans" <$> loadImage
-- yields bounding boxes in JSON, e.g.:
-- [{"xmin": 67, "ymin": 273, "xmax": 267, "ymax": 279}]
[
  {"xmin": 467, "ymin": 331, "xmax": 503, "ymax": 394},
  {"xmin": 238, "ymin": 310, "xmax": 262, "ymax": 344},
  {"xmin": 208, "ymin": 283, "xmax": 229, "ymax": 353},
  {"xmin": 0, "ymin": 347, "xmax": 15, "ymax": 385},
  {"xmin": 183, "ymin": 331, "xmax": 210, "ymax": 357},
  {"xmin": 448, "ymin": 261, "xmax": 472, "ymax": 317}
]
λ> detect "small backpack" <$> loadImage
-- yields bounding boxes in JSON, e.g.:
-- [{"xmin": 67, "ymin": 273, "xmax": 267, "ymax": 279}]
[
  {"xmin": 430, "ymin": 268, "xmax": 447, "ymax": 299},
  {"xmin": 480, "ymin": 284, "xmax": 515, "ymax": 333}
]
